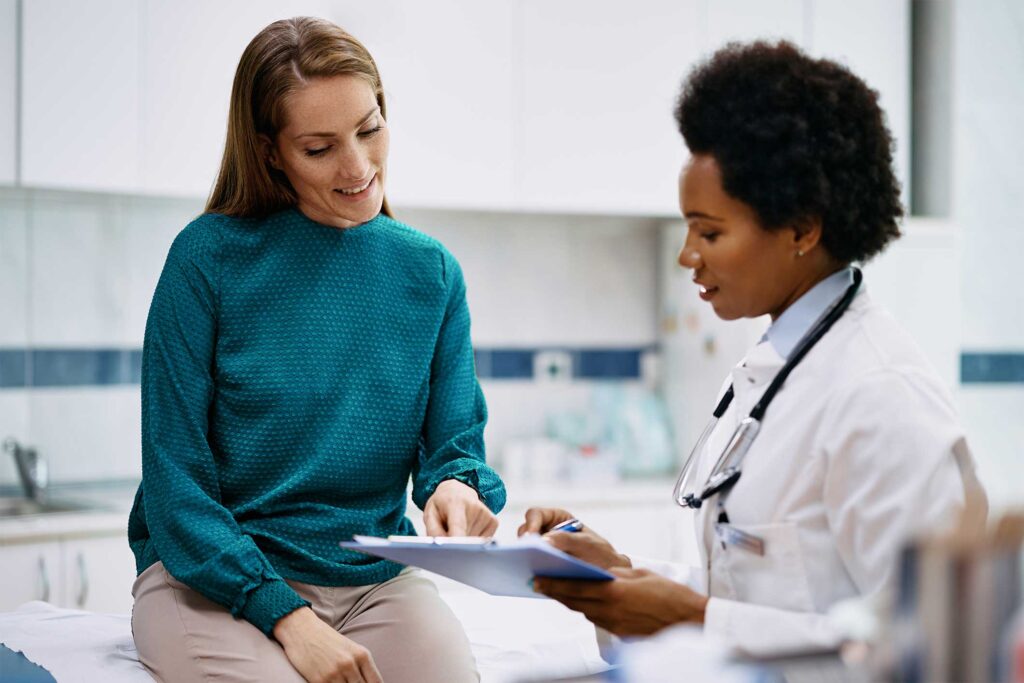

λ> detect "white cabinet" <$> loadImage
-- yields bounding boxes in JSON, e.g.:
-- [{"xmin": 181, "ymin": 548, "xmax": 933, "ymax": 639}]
[
  {"xmin": 20, "ymin": 0, "xmax": 141, "ymax": 192},
  {"xmin": 62, "ymin": 535, "xmax": 137, "ymax": 613},
  {"xmin": 0, "ymin": 0, "xmax": 16, "ymax": 185},
  {"xmin": 0, "ymin": 532, "xmax": 136, "ymax": 613},
  {"xmin": 515, "ymin": 0, "xmax": 699, "ymax": 216},
  {"xmin": 807, "ymin": 0, "xmax": 911, "ymax": 203},
  {"xmin": 343, "ymin": 1, "xmax": 518, "ymax": 211},
  {"xmin": 138, "ymin": 0, "xmax": 333, "ymax": 198},
  {"xmin": 0, "ymin": 540, "xmax": 63, "ymax": 610},
  {"xmin": 12, "ymin": 0, "xmax": 911, "ymax": 216},
  {"xmin": 703, "ymin": 0, "xmax": 808, "ymax": 47}
]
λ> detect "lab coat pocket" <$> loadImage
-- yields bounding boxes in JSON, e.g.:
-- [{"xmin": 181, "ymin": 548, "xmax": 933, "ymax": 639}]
[{"xmin": 714, "ymin": 521, "xmax": 815, "ymax": 613}]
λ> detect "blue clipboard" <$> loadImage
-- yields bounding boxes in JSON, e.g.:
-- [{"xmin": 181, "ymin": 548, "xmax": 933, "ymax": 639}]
[{"xmin": 340, "ymin": 535, "xmax": 615, "ymax": 598}]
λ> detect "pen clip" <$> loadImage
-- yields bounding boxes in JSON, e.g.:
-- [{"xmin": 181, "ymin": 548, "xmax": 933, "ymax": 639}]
[{"xmin": 548, "ymin": 518, "xmax": 583, "ymax": 534}]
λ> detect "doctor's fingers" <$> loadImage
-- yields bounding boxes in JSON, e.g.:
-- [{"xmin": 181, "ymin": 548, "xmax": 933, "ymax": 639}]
[
  {"xmin": 519, "ymin": 507, "xmax": 576, "ymax": 535},
  {"xmin": 548, "ymin": 595, "xmax": 618, "ymax": 630},
  {"xmin": 534, "ymin": 577, "xmax": 616, "ymax": 601},
  {"xmin": 546, "ymin": 530, "xmax": 628, "ymax": 570}
]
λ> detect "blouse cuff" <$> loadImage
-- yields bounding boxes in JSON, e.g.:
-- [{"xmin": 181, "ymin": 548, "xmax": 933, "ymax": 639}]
[{"xmin": 239, "ymin": 577, "xmax": 311, "ymax": 637}]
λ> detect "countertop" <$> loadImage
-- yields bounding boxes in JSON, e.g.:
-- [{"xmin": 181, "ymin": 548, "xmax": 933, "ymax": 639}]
[
  {"xmin": 0, "ymin": 476, "xmax": 679, "ymax": 545},
  {"xmin": 0, "ymin": 480, "xmax": 138, "ymax": 545}
]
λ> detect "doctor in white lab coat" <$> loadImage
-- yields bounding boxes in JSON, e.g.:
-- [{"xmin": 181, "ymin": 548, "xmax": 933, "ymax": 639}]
[{"xmin": 521, "ymin": 40, "xmax": 986, "ymax": 656}]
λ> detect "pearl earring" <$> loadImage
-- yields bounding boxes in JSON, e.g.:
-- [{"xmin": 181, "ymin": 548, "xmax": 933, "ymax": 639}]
[{"xmin": 797, "ymin": 250, "xmax": 804, "ymax": 257}]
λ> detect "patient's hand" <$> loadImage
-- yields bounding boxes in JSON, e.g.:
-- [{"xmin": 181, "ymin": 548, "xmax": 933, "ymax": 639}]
[
  {"xmin": 274, "ymin": 606, "xmax": 382, "ymax": 683},
  {"xmin": 424, "ymin": 479, "xmax": 499, "ymax": 536},
  {"xmin": 534, "ymin": 568, "xmax": 708, "ymax": 637},
  {"xmin": 518, "ymin": 507, "xmax": 631, "ymax": 571}
]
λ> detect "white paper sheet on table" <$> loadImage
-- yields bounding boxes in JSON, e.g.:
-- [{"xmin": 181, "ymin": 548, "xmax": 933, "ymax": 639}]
[{"xmin": 340, "ymin": 534, "xmax": 615, "ymax": 598}]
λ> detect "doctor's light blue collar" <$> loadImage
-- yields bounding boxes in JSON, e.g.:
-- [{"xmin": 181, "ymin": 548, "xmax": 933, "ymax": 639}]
[{"xmin": 763, "ymin": 267, "xmax": 858, "ymax": 360}]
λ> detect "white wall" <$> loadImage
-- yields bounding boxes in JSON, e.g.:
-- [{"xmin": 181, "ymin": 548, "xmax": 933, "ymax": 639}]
[
  {"xmin": 0, "ymin": 190, "xmax": 660, "ymax": 486},
  {"xmin": 952, "ymin": 0, "xmax": 1024, "ymax": 510}
]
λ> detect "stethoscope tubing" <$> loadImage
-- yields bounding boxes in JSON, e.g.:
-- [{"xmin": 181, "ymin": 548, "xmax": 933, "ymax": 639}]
[{"xmin": 672, "ymin": 267, "xmax": 864, "ymax": 510}]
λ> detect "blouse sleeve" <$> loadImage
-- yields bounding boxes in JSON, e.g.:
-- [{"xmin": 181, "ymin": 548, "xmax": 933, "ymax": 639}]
[
  {"xmin": 139, "ymin": 221, "xmax": 309, "ymax": 637},
  {"xmin": 410, "ymin": 249, "xmax": 506, "ymax": 513}
]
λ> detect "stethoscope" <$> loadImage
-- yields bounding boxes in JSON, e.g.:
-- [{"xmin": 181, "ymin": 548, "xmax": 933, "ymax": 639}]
[{"xmin": 672, "ymin": 267, "xmax": 864, "ymax": 521}]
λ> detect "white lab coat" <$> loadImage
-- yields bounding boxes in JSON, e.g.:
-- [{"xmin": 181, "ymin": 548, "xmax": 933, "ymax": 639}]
[{"xmin": 635, "ymin": 290, "xmax": 985, "ymax": 656}]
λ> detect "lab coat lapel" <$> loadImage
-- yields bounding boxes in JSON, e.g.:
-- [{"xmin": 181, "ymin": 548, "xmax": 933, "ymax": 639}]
[
  {"xmin": 730, "ymin": 339, "xmax": 786, "ymax": 410},
  {"xmin": 699, "ymin": 339, "xmax": 785, "ymax": 596}
]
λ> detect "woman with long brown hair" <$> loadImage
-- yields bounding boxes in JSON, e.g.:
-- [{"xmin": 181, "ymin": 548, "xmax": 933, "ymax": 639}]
[{"xmin": 127, "ymin": 17, "xmax": 504, "ymax": 683}]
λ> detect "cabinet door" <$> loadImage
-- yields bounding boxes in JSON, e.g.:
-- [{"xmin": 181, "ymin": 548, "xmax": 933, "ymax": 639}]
[
  {"xmin": 0, "ymin": 0, "xmax": 15, "ymax": 185},
  {"xmin": 807, "ymin": 0, "xmax": 910, "ymax": 204},
  {"xmin": 516, "ymin": 0, "xmax": 699, "ymax": 216},
  {"xmin": 20, "ymin": 0, "xmax": 141, "ymax": 192},
  {"xmin": 0, "ymin": 541, "xmax": 63, "ymax": 610},
  {"xmin": 62, "ymin": 535, "xmax": 138, "ymax": 613},
  {"xmin": 703, "ymin": 0, "xmax": 808, "ymax": 48},
  {"xmin": 336, "ymin": 1, "xmax": 517, "ymax": 211},
  {"xmin": 139, "ymin": 0, "xmax": 333, "ymax": 198}
]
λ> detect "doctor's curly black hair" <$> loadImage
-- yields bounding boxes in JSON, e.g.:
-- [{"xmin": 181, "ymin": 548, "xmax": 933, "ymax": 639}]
[{"xmin": 674, "ymin": 41, "xmax": 903, "ymax": 264}]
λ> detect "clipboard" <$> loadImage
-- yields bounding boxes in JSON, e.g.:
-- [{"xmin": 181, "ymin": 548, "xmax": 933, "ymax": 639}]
[{"xmin": 340, "ymin": 535, "xmax": 615, "ymax": 598}]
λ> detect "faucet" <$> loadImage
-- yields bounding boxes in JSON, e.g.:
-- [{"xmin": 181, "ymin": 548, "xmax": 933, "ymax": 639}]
[{"xmin": 3, "ymin": 438, "xmax": 48, "ymax": 502}]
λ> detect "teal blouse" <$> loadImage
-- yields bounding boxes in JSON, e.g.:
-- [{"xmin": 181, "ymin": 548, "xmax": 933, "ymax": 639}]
[{"xmin": 127, "ymin": 207, "xmax": 505, "ymax": 636}]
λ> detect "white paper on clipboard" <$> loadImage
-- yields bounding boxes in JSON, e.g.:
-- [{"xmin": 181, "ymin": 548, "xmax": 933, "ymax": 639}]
[{"xmin": 340, "ymin": 535, "xmax": 615, "ymax": 598}]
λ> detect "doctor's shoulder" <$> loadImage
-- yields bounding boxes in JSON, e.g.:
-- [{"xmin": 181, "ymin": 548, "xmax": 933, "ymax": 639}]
[{"xmin": 813, "ymin": 296, "xmax": 966, "ymax": 450}]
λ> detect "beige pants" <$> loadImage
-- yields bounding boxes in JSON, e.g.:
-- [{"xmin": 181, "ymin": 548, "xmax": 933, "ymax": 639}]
[{"xmin": 131, "ymin": 562, "xmax": 478, "ymax": 683}]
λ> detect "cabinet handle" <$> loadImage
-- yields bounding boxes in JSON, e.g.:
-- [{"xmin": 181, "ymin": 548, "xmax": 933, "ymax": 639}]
[
  {"xmin": 37, "ymin": 556, "xmax": 50, "ymax": 603},
  {"xmin": 76, "ymin": 552, "xmax": 89, "ymax": 608}
]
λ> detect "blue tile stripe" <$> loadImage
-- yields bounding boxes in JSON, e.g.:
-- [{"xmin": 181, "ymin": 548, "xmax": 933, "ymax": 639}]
[
  {"xmin": 960, "ymin": 352, "xmax": 1024, "ymax": 384},
  {"xmin": 0, "ymin": 348, "xmax": 142, "ymax": 388},
  {"xmin": 5, "ymin": 349, "xmax": 1022, "ymax": 387},
  {"xmin": 0, "ymin": 349, "xmax": 27, "ymax": 387},
  {"xmin": 0, "ymin": 346, "xmax": 650, "ymax": 388}
]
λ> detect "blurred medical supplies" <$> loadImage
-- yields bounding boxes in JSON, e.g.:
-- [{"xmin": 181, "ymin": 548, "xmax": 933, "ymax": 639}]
[
  {"xmin": 499, "ymin": 386, "xmax": 674, "ymax": 486},
  {"xmin": 610, "ymin": 624, "xmax": 761, "ymax": 683},
  {"xmin": 886, "ymin": 503, "xmax": 1023, "ymax": 683}
]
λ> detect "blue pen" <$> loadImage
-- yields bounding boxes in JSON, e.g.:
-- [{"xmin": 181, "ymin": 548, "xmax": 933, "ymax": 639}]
[{"xmin": 548, "ymin": 517, "xmax": 583, "ymax": 533}]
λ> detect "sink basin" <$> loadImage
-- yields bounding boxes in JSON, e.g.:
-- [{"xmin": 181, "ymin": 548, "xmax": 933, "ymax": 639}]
[{"xmin": 0, "ymin": 496, "xmax": 100, "ymax": 518}]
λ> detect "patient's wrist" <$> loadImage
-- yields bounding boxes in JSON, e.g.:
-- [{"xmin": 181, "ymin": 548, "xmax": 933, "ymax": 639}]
[{"xmin": 273, "ymin": 606, "xmax": 316, "ymax": 645}]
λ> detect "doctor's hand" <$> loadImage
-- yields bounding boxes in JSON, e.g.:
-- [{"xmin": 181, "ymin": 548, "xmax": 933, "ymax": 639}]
[
  {"xmin": 533, "ymin": 568, "xmax": 709, "ymax": 638},
  {"xmin": 424, "ymin": 479, "xmax": 498, "ymax": 537},
  {"xmin": 518, "ymin": 507, "xmax": 632, "ymax": 571},
  {"xmin": 274, "ymin": 606, "xmax": 382, "ymax": 683}
]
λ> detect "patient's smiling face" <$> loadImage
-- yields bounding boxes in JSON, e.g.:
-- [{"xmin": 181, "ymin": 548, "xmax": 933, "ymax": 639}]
[{"xmin": 264, "ymin": 75, "xmax": 389, "ymax": 229}]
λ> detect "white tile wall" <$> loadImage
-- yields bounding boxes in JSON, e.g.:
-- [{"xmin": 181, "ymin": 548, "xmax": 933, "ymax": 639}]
[
  {"xmin": 863, "ymin": 219, "xmax": 961, "ymax": 390},
  {"xmin": 960, "ymin": 227, "xmax": 1024, "ymax": 349},
  {"xmin": 958, "ymin": 386, "xmax": 1024, "ymax": 512},
  {"xmin": 2, "ymin": 194, "xmax": 661, "ymax": 484},
  {"xmin": 28, "ymin": 194, "xmax": 128, "ymax": 346},
  {"xmin": 0, "ymin": 191, "xmax": 29, "ymax": 346},
  {"xmin": 122, "ymin": 196, "xmax": 204, "ymax": 344},
  {"xmin": 0, "ymin": 391, "xmax": 30, "ymax": 487},
  {"xmin": 657, "ymin": 220, "xmax": 765, "ymax": 457},
  {"xmin": 400, "ymin": 208, "xmax": 661, "ymax": 347},
  {"xmin": 951, "ymin": 0, "xmax": 1024, "ymax": 508},
  {"xmin": 27, "ymin": 386, "xmax": 141, "ymax": 482}
]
